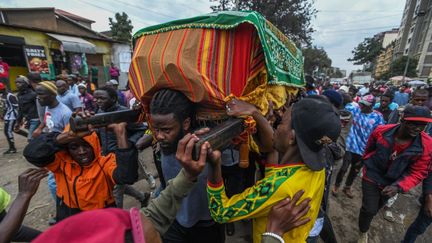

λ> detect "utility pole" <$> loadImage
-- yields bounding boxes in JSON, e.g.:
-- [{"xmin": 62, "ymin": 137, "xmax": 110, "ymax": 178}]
[{"xmin": 402, "ymin": 9, "xmax": 426, "ymax": 83}]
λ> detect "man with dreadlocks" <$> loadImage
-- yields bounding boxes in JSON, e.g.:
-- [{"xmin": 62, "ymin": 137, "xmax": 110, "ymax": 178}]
[{"xmin": 149, "ymin": 89, "xmax": 226, "ymax": 243}]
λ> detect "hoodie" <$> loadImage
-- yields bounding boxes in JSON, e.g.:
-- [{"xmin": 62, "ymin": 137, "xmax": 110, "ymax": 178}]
[{"xmin": 23, "ymin": 131, "xmax": 138, "ymax": 221}]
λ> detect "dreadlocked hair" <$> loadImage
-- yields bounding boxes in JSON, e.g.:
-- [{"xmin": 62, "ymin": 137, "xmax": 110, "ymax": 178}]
[{"xmin": 150, "ymin": 89, "xmax": 194, "ymax": 123}]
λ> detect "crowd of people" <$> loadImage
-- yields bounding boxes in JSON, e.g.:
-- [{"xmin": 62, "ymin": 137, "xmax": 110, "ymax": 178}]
[{"xmin": 0, "ymin": 70, "xmax": 431, "ymax": 243}]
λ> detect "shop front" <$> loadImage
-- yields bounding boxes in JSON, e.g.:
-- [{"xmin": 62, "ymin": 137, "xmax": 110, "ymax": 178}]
[{"xmin": 0, "ymin": 25, "xmax": 113, "ymax": 90}]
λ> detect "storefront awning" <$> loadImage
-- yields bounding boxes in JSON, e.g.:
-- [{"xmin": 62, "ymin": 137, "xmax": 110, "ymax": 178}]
[
  {"xmin": 0, "ymin": 35, "xmax": 25, "ymax": 45},
  {"xmin": 46, "ymin": 33, "xmax": 96, "ymax": 54}
]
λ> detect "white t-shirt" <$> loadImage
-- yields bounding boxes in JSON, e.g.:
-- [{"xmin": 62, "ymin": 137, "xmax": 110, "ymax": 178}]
[{"xmin": 43, "ymin": 102, "xmax": 72, "ymax": 133}]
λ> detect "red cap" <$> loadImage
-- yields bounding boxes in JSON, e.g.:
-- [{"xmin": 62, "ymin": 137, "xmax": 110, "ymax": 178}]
[
  {"xmin": 0, "ymin": 82, "xmax": 5, "ymax": 90},
  {"xmin": 33, "ymin": 208, "xmax": 146, "ymax": 243},
  {"xmin": 404, "ymin": 117, "xmax": 432, "ymax": 123}
]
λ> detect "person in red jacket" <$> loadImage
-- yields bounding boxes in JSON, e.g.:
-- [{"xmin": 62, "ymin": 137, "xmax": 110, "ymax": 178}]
[
  {"xmin": 357, "ymin": 105, "xmax": 432, "ymax": 243},
  {"xmin": 0, "ymin": 57, "xmax": 10, "ymax": 90}
]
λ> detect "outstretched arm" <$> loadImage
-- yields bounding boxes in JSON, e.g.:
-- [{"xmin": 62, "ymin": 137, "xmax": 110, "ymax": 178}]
[
  {"xmin": 142, "ymin": 133, "xmax": 208, "ymax": 234},
  {"xmin": 111, "ymin": 122, "xmax": 139, "ymax": 184},
  {"xmin": 226, "ymin": 99, "xmax": 274, "ymax": 153},
  {"xmin": 0, "ymin": 168, "xmax": 48, "ymax": 243}
]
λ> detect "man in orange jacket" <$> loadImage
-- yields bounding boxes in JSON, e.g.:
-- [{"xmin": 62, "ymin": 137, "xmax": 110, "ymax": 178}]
[{"xmin": 23, "ymin": 122, "xmax": 138, "ymax": 221}]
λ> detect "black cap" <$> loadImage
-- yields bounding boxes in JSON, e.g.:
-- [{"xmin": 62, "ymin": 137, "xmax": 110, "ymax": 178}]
[
  {"xmin": 403, "ymin": 105, "xmax": 432, "ymax": 123},
  {"xmin": 292, "ymin": 96, "xmax": 341, "ymax": 171}
]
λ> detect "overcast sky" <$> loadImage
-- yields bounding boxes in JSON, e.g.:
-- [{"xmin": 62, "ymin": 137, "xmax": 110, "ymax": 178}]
[{"xmin": 3, "ymin": 0, "xmax": 407, "ymax": 74}]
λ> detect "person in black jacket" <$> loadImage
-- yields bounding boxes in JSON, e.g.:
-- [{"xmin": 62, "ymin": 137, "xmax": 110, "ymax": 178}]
[
  {"xmin": 93, "ymin": 86, "xmax": 151, "ymax": 208},
  {"xmin": 13, "ymin": 75, "xmax": 40, "ymax": 141}
]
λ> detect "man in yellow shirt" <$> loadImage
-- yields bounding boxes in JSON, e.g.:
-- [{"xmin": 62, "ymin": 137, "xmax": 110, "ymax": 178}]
[{"xmin": 199, "ymin": 96, "xmax": 341, "ymax": 242}]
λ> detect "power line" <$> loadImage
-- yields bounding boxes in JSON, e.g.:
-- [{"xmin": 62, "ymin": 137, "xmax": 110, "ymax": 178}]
[
  {"xmin": 158, "ymin": 0, "xmax": 210, "ymax": 15},
  {"xmin": 77, "ymin": 0, "xmax": 153, "ymax": 26},
  {"xmin": 316, "ymin": 14, "xmax": 402, "ymax": 27},
  {"xmin": 319, "ymin": 10, "xmax": 401, "ymax": 13},
  {"xmin": 322, "ymin": 25, "xmax": 399, "ymax": 33},
  {"xmin": 112, "ymin": 0, "xmax": 178, "ymax": 19}
]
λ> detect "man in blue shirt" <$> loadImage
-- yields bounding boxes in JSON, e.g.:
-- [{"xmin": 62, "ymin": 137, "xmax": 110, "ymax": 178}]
[
  {"xmin": 332, "ymin": 95, "xmax": 385, "ymax": 198},
  {"xmin": 393, "ymin": 85, "xmax": 410, "ymax": 106},
  {"xmin": 56, "ymin": 80, "xmax": 82, "ymax": 112}
]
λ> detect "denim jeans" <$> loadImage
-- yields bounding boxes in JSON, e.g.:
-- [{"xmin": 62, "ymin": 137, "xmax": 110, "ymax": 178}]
[
  {"xmin": 27, "ymin": 119, "xmax": 40, "ymax": 141},
  {"xmin": 47, "ymin": 172, "xmax": 57, "ymax": 200},
  {"xmin": 402, "ymin": 208, "xmax": 432, "ymax": 243}
]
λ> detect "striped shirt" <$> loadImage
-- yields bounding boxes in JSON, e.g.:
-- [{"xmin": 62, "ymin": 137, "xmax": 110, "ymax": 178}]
[{"xmin": 2, "ymin": 93, "xmax": 18, "ymax": 120}]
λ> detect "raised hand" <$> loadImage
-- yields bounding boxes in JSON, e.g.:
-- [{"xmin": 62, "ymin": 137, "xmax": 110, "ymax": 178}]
[{"xmin": 18, "ymin": 168, "xmax": 49, "ymax": 198}]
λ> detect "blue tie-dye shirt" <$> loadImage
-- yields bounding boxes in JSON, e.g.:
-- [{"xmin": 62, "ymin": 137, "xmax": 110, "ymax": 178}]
[{"xmin": 345, "ymin": 103, "xmax": 385, "ymax": 155}]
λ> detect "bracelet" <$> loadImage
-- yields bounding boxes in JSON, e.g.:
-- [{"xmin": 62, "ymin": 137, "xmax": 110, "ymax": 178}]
[{"xmin": 262, "ymin": 232, "xmax": 284, "ymax": 243}]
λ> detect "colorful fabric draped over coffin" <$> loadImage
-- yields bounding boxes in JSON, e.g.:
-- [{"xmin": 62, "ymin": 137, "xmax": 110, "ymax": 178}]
[{"xmin": 129, "ymin": 11, "xmax": 304, "ymax": 118}]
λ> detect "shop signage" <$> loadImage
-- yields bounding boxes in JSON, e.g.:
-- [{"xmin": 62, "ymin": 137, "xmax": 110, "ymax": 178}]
[{"xmin": 23, "ymin": 45, "xmax": 50, "ymax": 74}]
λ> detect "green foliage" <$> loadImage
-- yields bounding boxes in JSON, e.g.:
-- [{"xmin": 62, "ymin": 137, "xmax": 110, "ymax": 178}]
[
  {"xmin": 210, "ymin": 0, "xmax": 317, "ymax": 46},
  {"xmin": 348, "ymin": 37, "xmax": 383, "ymax": 66},
  {"xmin": 109, "ymin": 12, "xmax": 133, "ymax": 42},
  {"xmin": 330, "ymin": 69, "xmax": 344, "ymax": 78},
  {"xmin": 302, "ymin": 46, "xmax": 332, "ymax": 74}
]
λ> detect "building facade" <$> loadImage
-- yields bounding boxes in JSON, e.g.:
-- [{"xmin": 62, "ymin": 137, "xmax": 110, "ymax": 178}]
[
  {"xmin": 393, "ymin": 0, "xmax": 432, "ymax": 80},
  {"xmin": 375, "ymin": 42, "xmax": 396, "ymax": 79},
  {"xmin": 0, "ymin": 8, "xmax": 128, "ymax": 90}
]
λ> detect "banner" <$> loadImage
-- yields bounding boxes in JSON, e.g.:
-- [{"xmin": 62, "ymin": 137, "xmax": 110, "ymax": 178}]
[{"xmin": 23, "ymin": 45, "xmax": 50, "ymax": 74}]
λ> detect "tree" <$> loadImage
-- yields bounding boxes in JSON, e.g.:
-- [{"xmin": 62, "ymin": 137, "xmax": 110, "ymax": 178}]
[
  {"xmin": 302, "ymin": 46, "xmax": 332, "ymax": 75},
  {"xmin": 380, "ymin": 56, "xmax": 418, "ymax": 80},
  {"xmin": 210, "ymin": 0, "xmax": 236, "ymax": 11},
  {"xmin": 109, "ymin": 12, "xmax": 133, "ymax": 42},
  {"xmin": 348, "ymin": 37, "xmax": 383, "ymax": 68},
  {"xmin": 330, "ymin": 69, "xmax": 344, "ymax": 78},
  {"xmin": 210, "ymin": 0, "xmax": 317, "ymax": 46}
]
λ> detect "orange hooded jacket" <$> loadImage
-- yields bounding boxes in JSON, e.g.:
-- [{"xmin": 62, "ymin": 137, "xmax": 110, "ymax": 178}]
[{"xmin": 46, "ymin": 131, "xmax": 117, "ymax": 210}]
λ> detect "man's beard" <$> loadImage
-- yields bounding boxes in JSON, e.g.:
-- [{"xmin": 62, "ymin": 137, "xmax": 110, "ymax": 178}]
[{"xmin": 160, "ymin": 129, "xmax": 185, "ymax": 155}]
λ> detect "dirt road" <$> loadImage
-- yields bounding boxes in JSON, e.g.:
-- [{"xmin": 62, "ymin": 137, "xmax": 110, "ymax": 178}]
[{"xmin": 0, "ymin": 123, "xmax": 431, "ymax": 242}]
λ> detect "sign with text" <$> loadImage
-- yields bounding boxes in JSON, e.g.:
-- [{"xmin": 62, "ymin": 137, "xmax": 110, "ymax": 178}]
[{"xmin": 24, "ymin": 45, "xmax": 50, "ymax": 74}]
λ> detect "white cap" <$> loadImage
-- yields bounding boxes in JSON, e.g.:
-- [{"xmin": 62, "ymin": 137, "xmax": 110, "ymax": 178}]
[
  {"xmin": 109, "ymin": 79, "xmax": 119, "ymax": 85},
  {"xmin": 339, "ymin": 85, "xmax": 349, "ymax": 93}
]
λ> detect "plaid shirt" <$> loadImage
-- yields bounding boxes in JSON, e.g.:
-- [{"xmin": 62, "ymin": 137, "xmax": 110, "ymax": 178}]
[{"xmin": 345, "ymin": 103, "xmax": 385, "ymax": 155}]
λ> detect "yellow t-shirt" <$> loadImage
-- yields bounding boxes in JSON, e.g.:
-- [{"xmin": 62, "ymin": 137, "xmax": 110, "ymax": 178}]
[
  {"xmin": 207, "ymin": 163, "xmax": 325, "ymax": 243},
  {"xmin": 0, "ymin": 187, "xmax": 11, "ymax": 212}
]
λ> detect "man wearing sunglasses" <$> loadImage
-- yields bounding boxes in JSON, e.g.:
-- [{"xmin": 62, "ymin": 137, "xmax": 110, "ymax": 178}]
[{"xmin": 357, "ymin": 105, "xmax": 432, "ymax": 243}]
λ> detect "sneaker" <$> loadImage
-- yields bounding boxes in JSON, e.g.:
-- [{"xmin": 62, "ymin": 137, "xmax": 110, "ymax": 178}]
[
  {"xmin": 3, "ymin": 148, "xmax": 17, "ymax": 155},
  {"xmin": 358, "ymin": 232, "xmax": 368, "ymax": 243},
  {"xmin": 342, "ymin": 187, "xmax": 354, "ymax": 199},
  {"xmin": 139, "ymin": 192, "xmax": 151, "ymax": 208},
  {"xmin": 147, "ymin": 174, "xmax": 156, "ymax": 190},
  {"xmin": 48, "ymin": 216, "xmax": 57, "ymax": 226},
  {"xmin": 331, "ymin": 186, "xmax": 339, "ymax": 197}
]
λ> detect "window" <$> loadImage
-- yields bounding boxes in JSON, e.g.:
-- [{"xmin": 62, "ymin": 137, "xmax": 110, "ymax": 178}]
[
  {"xmin": 428, "ymin": 43, "xmax": 432, "ymax": 52},
  {"xmin": 421, "ymin": 66, "xmax": 431, "ymax": 76},
  {"xmin": 424, "ymin": 55, "xmax": 432, "ymax": 64}
]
